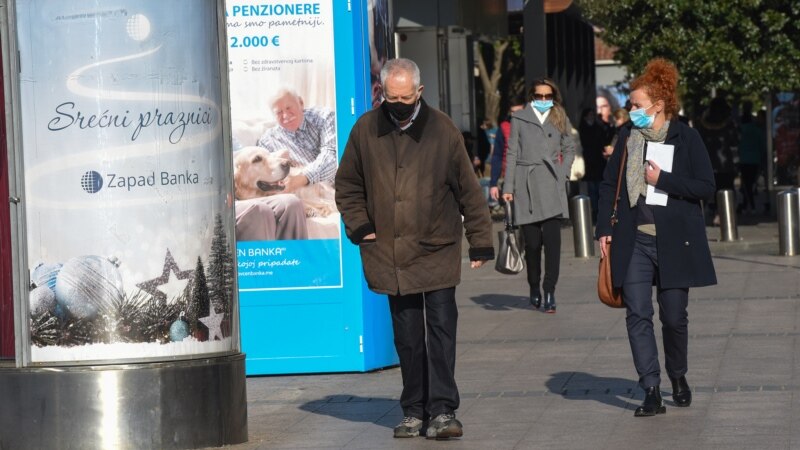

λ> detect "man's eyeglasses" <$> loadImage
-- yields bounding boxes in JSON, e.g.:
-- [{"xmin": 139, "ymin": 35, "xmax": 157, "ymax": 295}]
[{"xmin": 533, "ymin": 93, "xmax": 554, "ymax": 100}]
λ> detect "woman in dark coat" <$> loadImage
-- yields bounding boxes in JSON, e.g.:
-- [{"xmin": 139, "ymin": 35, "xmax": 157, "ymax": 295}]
[
  {"xmin": 502, "ymin": 78, "xmax": 576, "ymax": 313},
  {"xmin": 595, "ymin": 59, "xmax": 717, "ymax": 417}
]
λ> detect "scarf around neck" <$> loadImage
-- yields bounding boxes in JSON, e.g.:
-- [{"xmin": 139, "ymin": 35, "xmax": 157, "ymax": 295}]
[{"xmin": 626, "ymin": 122, "xmax": 670, "ymax": 207}]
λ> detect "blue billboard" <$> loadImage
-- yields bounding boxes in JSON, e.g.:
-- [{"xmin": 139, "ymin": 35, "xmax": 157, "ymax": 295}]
[{"xmin": 226, "ymin": 0, "xmax": 397, "ymax": 374}]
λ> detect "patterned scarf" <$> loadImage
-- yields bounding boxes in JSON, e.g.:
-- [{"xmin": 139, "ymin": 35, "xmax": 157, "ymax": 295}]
[{"xmin": 626, "ymin": 122, "xmax": 670, "ymax": 207}]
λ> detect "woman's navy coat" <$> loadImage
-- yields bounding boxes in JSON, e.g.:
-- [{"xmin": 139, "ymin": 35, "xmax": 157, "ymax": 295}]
[{"xmin": 595, "ymin": 120, "xmax": 718, "ymax": 289}]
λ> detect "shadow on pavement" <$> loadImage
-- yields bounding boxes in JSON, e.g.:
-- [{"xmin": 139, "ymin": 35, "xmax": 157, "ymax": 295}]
[
  {"xmin": 546, "ymin": 372, "xmax": 640, "ymax": 411},
  {"xmin": 298, "ymin": 395, "xmax": 396, "ymax": 429},
  {"xmin": 470, "ymin": 293, "xmax": 532, "ymax": 311}
]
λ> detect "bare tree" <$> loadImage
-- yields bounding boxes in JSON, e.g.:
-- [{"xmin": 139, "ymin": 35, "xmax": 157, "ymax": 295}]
[{"xmin": 476, "ymin": 39, "xmax": 510, "ymax": 127}]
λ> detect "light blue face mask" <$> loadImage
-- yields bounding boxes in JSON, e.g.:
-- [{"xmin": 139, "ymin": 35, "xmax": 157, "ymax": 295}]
[
  {"xmin": 532, "ymin": 100, "xmax": 553, "ymax": 113},
  {"xmin": 630, "ymin": 104, "xmax": 656, "ymax": 128}
]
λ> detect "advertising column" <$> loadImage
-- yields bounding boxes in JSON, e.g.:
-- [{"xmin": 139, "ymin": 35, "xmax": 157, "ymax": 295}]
[
  {"xmin": 15, "ymin": 0, "xmax": 237, "ymax": 364},
  {"xmin": 1, "ymin": 2, "xmax": 247, "ymax": 448}
]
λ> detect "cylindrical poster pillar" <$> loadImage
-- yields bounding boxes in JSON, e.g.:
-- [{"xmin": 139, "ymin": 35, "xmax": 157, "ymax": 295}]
[{"xmin": 0, "ymin": 1, "xmax": 247, "ymax": 448}]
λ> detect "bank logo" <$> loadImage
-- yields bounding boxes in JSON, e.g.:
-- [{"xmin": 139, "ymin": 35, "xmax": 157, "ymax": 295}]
[{"xmin": 81, "ymin": 170, "xmax": 104, "ymax": 194}]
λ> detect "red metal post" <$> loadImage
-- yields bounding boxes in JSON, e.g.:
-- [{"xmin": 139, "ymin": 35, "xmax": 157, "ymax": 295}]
[{"xmin": 0, "ymin": 49, "xmax": 14, "ymax": 359}]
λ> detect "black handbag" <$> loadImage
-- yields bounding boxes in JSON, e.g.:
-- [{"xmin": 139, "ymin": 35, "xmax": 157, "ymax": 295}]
[{"xmin": 495, "ymin": 202, "xmax": 524, "ymax": 275}]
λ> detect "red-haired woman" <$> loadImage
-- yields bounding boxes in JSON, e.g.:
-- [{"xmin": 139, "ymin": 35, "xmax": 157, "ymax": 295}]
[
  {"xmin": 502, "ymin": 78, "xmax": 575, "ymax": 313},
  {"xmin": 595, "ymin": 59, "xmax": 717, "ymax": 416}
]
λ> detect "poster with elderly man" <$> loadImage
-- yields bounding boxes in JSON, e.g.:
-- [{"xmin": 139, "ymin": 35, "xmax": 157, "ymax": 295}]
[{"xmin": 225, "ymin": 0, "xmax": 342, "ymax": 290}]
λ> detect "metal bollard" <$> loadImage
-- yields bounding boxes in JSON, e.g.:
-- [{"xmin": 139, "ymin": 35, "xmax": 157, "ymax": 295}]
[
  {"xmin": 569, "ymin": 195, "xmax": 594, "ymax": 257},
  {"xmin": 716, "ymin": 189, "xmax": 738, "ymax": 242},
  {"xmin": 777, "ymin": 189, "xmax": 799, "ymax": 256}
]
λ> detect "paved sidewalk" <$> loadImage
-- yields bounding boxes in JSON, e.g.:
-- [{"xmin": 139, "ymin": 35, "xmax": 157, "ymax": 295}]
[{"xmin": 222, "ymin": 218, "xmax": 800, "ymax": 450}]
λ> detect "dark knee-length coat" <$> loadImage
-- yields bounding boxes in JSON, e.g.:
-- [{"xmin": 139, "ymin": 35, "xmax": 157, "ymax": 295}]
[
  {"xmin": 335, "ymin": 100, "xmax": 495, "ymax": 295},
  {"xmin": 595, "ymin": 120, "xmax": 717, "ymax": 289}
]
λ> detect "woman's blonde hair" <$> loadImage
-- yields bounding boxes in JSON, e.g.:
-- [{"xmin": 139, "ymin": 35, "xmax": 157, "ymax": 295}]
[{"xmin": 528, "ymin": 78, "xmax": 568, "ymax": 134}]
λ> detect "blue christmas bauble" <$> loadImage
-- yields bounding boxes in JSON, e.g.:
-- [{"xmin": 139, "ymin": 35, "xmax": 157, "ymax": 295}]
[
  {"xmin": 30, "ymin": 285, "xmax": 56, "ymax": 316},
  {"xmin": 54, "ymin": 255, "xmax": 124, "ymax": 320},
  {"xmin": 54, "ymin": 303, "xmax": 67, "ymax": 320},
  {"xmin": 169, "ymin": 319, "xmax": 190, "ymax": 342},
  {"xmin": 31, "ymin": 262, "xmax": 62, "ymax": 291}
]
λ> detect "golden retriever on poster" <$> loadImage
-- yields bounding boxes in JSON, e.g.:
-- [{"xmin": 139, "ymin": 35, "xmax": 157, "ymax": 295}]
[{"xmin": 233, "ymin": 146, "xmax": 336, "ymax": 218}]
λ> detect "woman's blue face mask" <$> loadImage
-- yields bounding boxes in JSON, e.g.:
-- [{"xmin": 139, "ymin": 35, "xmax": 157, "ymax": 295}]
[
  {"xmin": 630, "ymin": 103, "xmax": 656, "ymax": 128},
  {"xmin": 532, "ymin": 100, "xmax": 553, "ymax": 113}
]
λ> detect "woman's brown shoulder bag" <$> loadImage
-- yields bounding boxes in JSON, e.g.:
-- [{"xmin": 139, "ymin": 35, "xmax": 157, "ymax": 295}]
[{"xmin": 598, "ymin": 138, "xmax": 626, "ymax": 308}]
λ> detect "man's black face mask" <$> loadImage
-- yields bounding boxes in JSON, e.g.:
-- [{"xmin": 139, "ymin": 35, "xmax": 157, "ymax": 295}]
[{"xmin": 382, "ymin": 100, "xmax": 416, "ymax": 122}]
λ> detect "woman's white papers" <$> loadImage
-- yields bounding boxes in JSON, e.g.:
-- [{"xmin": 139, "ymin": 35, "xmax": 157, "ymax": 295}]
[{"xmin": 645, "ymin": 143, "xmax": 674, "ymax": 206}]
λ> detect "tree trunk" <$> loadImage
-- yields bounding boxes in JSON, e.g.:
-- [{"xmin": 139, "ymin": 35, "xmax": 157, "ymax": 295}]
[{"xmin": 476, "ymin": 40, "xmax": 510, "ymax": 127}]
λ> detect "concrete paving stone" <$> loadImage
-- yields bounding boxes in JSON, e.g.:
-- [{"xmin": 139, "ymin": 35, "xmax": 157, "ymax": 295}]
[
  {"xmin": 457, "ymin": 397, "xmax": 555, "ymax": 424},
  {"xmin": 517, "ymin": 425, "xmax": 620, "ymax": 450},
  {"xmin": 456, "ymin": 345, "xmax": 533, "ymax": 363},
  {"xmin": 697, "ymin": 433, "xmax": 790, "ymax": 449},
  {"xmin": 538, "ymin": 395, "xmax": 640, "ymax": 418},
  {"xmin": 453, "ymin": 365, "xmax": 518, "ymax": 382},
  {"xmin": 509, "ymin": 356, "xmax": 636, "ymax": 377},
  {"xmin": 290, "ymin": 414, "xmax": 387, "ymax": 433},
  {"xmin": 702, "ymin": 410, "xmax": 791, "ymax": 436},
  {"xmin": 732, "ymin": 299, "xmax": 798, "ymax": 332},
  {"xmin": 575, "ymin": 356, "xmax": 642, "ymax": 375},
  {"xmin": 715, "ymin": 337, "xmax": 794, "ymax": 385},
  {"xmin": 447, "ymin": 424, "xmax": 528, "ymax": 448},
  {"xmin": 459, "ymin": 380, "xmax": 541, "ymax": 394},
  {"xmin": 600, "ymin": 437, "xmax": 707, "ymax": 450},
  {"xmin": 345, "ymin": 434, "xmax": 466, "ymax": 450},
  {"xmin": 311, "ymin": 399, "xmax": 396, "ymax": 415},
  {"xmin": 247, "ymin": 408, "xmax": 309, "ymax": 428},
  {"xmin": 259, "ymin": 426, "xmax": 373, "ymax": 449},
  {"xmin": 249, "ymin": 443, "xmax": 326, "ymax": 450}
]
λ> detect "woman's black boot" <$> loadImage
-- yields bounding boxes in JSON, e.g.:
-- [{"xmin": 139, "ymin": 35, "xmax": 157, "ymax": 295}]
[
  {"xmin": 530, "ymin": 289, "xmax": 542, "ymax": 309},
  {"xmin": 634, "ymin": 386, "xmax": 666, "ymax": 417},
  {"xmin": 543, "ymin": 292, "xmax": 556, "ymax": 313},
  {"xmin": 670, "ymin": 376, "xmax": 692, "ymax": 407}
]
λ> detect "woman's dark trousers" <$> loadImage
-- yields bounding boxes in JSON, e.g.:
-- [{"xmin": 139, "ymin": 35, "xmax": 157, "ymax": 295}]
[
  {"xmin": 521, "ymin": 217, "xmax": 561, "ymax": 294},
  {"xmin": 622, "ymin": 232, "xmax": 689, "ymax": 390},
  {"xmin": 388, "ymin": 287, "xmax": 459, "ymax": 419}
]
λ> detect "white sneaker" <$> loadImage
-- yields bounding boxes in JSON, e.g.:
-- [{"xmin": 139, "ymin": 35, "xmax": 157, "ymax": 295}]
[
  {"xmin": 425, "ymin": 413, "xmax": 463, "ymax": 439},
  {"xmin": 393, "ymin": 416, "xmax": 423, "ymax": 438}
]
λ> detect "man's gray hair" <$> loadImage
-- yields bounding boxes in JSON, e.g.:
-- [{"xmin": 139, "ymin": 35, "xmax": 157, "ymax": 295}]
[
  {"xmin": 380, "ymin": 58, "xmax": 421, "ymax": 89},
  {"xmin": 269, "ymin": 87, "xmax": 302, "ymax": 108}
]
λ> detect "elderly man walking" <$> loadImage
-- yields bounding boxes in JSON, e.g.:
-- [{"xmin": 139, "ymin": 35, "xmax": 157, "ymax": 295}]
[{"xmin": 335, "ymin": 58, "xmax": 494, "ymax": 440}]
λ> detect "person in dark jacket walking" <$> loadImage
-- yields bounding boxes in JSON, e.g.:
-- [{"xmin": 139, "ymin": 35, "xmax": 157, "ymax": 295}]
[
  {"xmin": 335, "ymin": 58, "xmax": 494, "ymax": 440},
  {"xmin": 489, "ymin": 96, "xmax": 527, "ymax": 203},
  {"xmin": 502, "ymin": 78, "xmax": 576, "ymax": 313},
  {"xmin": 596, "ymin": 58, "xmax": 717, "ymax": 417},
  {"xmin": 579, "ymin": 107, "xmax": 610, "ymax": 222},
  {"xmin": 737, "ymin": 104, "xmax": 766, "ymax": 215}
]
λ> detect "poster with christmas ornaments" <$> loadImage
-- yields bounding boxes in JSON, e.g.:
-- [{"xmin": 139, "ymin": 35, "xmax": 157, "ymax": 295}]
[{"xmin": 15, "ymin": 0, "xmax": 238, "ymax": 363}]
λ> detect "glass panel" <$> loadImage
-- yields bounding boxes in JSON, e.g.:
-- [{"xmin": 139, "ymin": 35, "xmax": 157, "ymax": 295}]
[{"xmin": 16, "ymin": 0, "xmax": 236, "ymax": 363}]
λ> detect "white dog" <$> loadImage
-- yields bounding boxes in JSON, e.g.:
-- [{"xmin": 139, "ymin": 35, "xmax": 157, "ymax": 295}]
[{"xmin": 233, "ymin": 146, "xmax": 336, "ymax": 218}]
